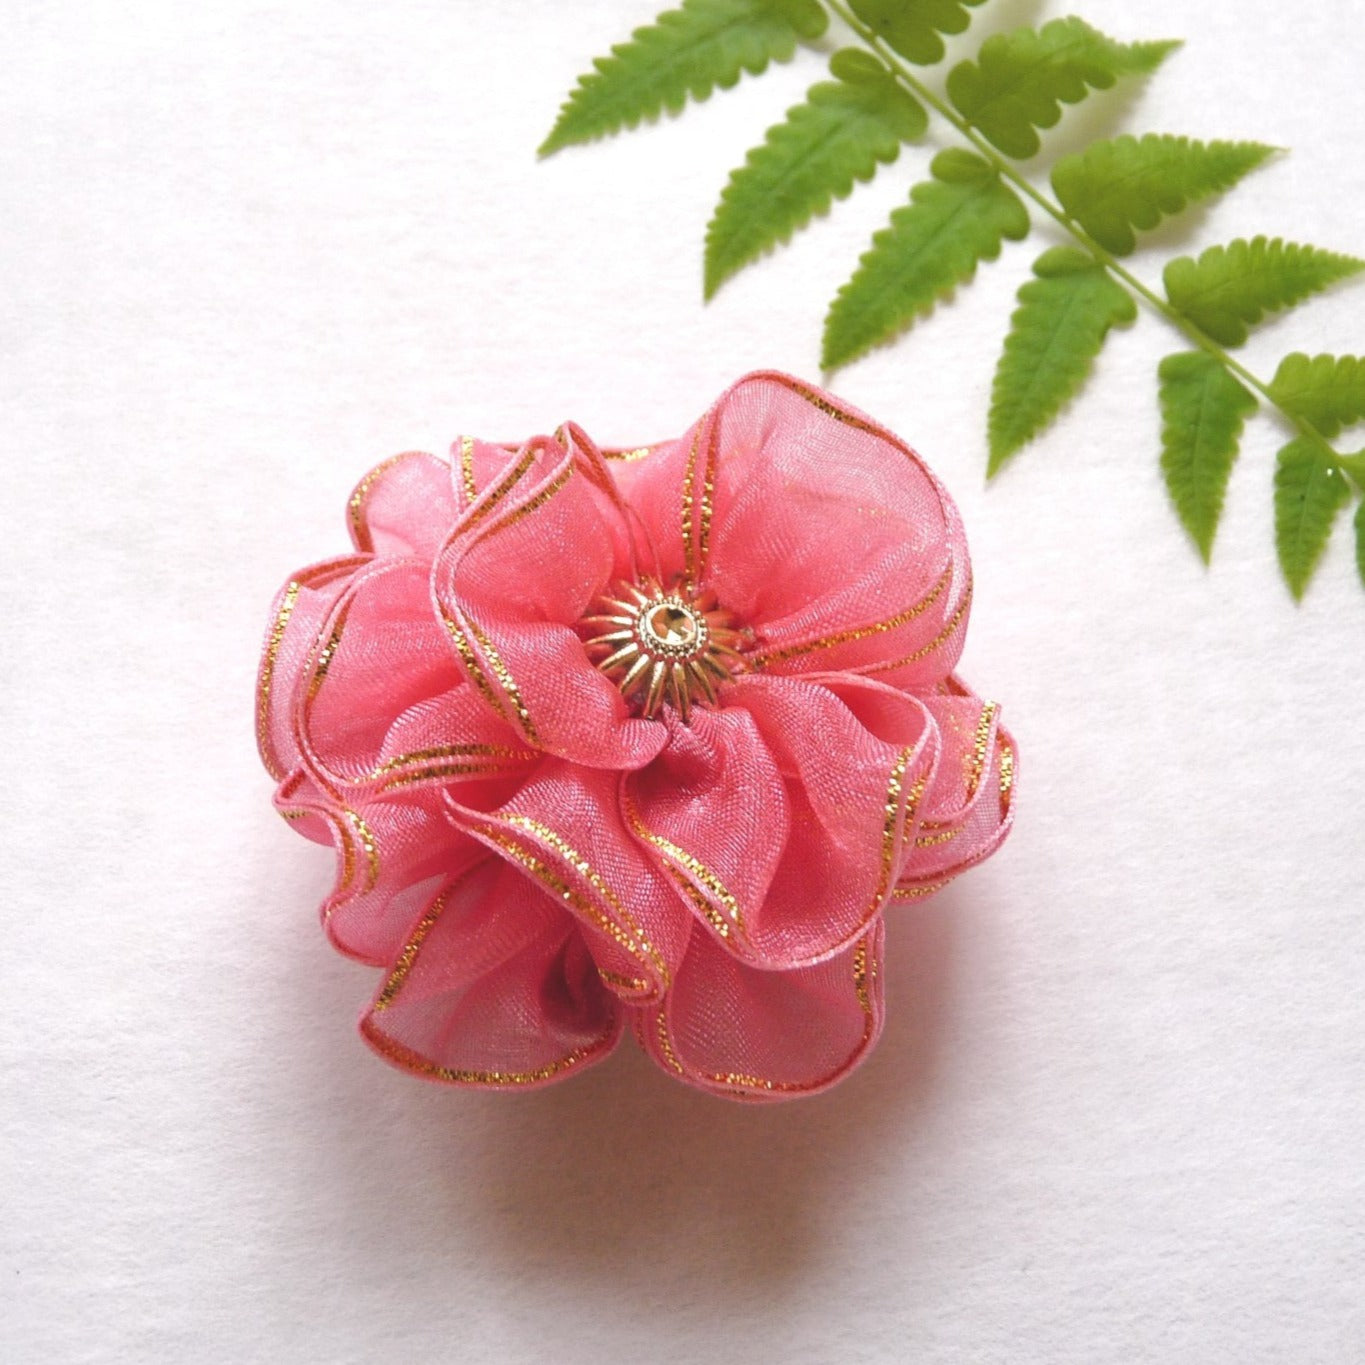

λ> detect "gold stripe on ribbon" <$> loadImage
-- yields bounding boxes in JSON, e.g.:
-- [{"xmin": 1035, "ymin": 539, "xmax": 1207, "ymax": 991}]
[
  {"xmin": 256, "ymin": 581, "xmax": 301, "ymax": 778},
  {"xmin": 348, "ymin": 452, "xmax": 427, "ymax": 553},
  {"xmin": 361, "ymin": 1016, "xmax": 610, "ymax": 1087},
  {"xmin": 866, "ymin": 579, "xmax": 974, "ymax": 674},
  {"xmin": 750, "ymin": 565, "xmax": 951, "ymax": 668},
  {"xmin": 623, "ymin": 787, "xmax": 746, "ymax": 940},
  {"xmin": 373, "ymin": 890, "xmax": 447, "ymax": 1011}
]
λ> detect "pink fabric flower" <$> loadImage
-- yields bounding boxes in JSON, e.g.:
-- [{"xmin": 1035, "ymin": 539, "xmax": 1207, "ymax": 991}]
[{"xmin": 256, "ymin": 372, "xmax": 1015, "ymax": 1100}]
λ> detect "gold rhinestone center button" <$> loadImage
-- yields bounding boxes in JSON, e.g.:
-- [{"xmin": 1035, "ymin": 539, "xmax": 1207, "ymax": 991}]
[
  {"xmin": 581, "ymin": 579, "xmax": 746, "ymax": 722},
  {"xmin": 644, "ymin": 602, "xmax": 700, "ymax": 651}
]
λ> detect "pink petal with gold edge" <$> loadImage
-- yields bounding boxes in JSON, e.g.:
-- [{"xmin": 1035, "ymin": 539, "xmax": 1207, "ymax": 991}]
[
  {"xmin": 434, "ymin": 429, "xmax": 664, "ymax": 770},
  {"xmin": 447, "ymin": 759, "xmax": 692, "ymax": 1005},
  {"xmin": 700, "ymin": 673, "xmax": 938, "ymax": 967},
  {"xmin": 367, "ymin": 686, "xmax": 542, "ymax": 795},
  {"xmin": 622, "ymin": 702, "xmax": 789, "ymax": 957},
  {"xmin": 896, "ymin": 681, "xmax": 1016, "ymax": 894},
  {"xmin": 449, "ymin": 433, "xmax": 529, "ymax": 513},
  {"xmin": 347, "ymin": 450, "xmax": 457, "ymax": 559},
  {"xmin": 636, "ymin": 921, "xmax": 885, "ymax": 1101},
  {"xmin": 603, "ymin": 434, "xmax": 692, "ymax": 585},
  {"xmin": 361, "ymin": 860, "xmax": 622, "ymax": 1090},
  {"xmin": 294, "ymin": 556, "xmax": 526, "ymax": 790},
  {"xmin": 273, "ymin": 767, "xmax": 486, "ymax": 967},
  {"xmin": 625, "ymin": 371, "xmax": 969, "ymax": 686},
  {"xmin": 256, "ymin": 554, "xmax": 370, "ymax": 782}
]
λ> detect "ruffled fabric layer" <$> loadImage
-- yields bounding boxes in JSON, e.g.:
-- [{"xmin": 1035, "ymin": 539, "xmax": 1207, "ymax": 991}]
[{"xmin": 257, "ymin": 372, "xmax": 1014, "ymax": 1099}]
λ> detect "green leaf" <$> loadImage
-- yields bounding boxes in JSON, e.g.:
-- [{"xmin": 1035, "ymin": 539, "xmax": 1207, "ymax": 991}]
[
  {"xmin": 1052, "ymin": 134, "xmax": 1275, "ymax": 255},
  {"xmin": 945, "ymin": 18, "xmax": 1178, "ymax": 159},
  {"xmin": 1163, "ymin": 237, "xmax": 1364, "ymax": 346},
  {"xmin": 850, "ymin": 0, "xmax": 988, "ymax": 66},
  {"xmin": 1267, "ymin": 353, "xmax": 1365, "ymax": 438},
  {"xmin": 822, "ymin": 149, "xmax": 1030, "ymax": 370},
  {"xmin": 1157, "ymin": 351, "xmax": 1258, "ymax": 561},
  {"xmin": 539, "ymin": 0, "xmax": 828, "ymax": 155},
  {"xmin": 704, "ymin": 51, "xmax": 927, "ymax": 298},
  {"xmin": 1355, "ymin": 498, "xmax": 1365, "ymax": 590},
  {"xmin": 1274, "ymin": 437, "xmax": 1351, "ymax": 598},
  {"xmin": 988, "ymin": 247, "xmax": 1136, "ymax": 474}
]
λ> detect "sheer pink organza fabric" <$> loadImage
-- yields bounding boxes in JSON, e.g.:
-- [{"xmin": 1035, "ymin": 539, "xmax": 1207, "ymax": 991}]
[{"xmin": 256, "ymin": 371, "xmax": 1015, "ymax": 1100}]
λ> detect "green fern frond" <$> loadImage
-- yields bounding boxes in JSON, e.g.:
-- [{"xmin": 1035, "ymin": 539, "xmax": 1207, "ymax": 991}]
[
  {"xmin": 1163, "ymin": 237, "xmax": 1363, "ymax": 346},
  {"xmin": 1052, "ymin": 134, "xmax": 1275, "ymax": 255},
  {"xmin": 822, "ymin": 149, "xmax": 1029, "ymax": 370},
  {"xmin": 849, "ymin": 0, "xmax": 989, "ymax": 67},
  {"xmin": 988, "ymin": 247, "xmax": 1135, "ymax": 474},
  {"xmin": 1157, "ymin": 351, "xmax": 1258, "ymax": 561},
  {"xmin": 1267, "ymin": 354, "xmax": 1365, "ymax": 438},
  {"xmin": 539, "ymin": 0, "xmax": 827, "ymax": 155},
  {"xmin": 704, "ymin": 50, "xmax": 926, "ymax": 298},
  {"xmin": 1274, "ymin": 437, "xmax": 1351, "ymax": 598},
  {"xmin": 946, "ymin": 18, "xmax": 1179, "ymax": 159},
  {"xmin": 1355, "ymin": 500, "xmax": 1365, "ymax": 589}
]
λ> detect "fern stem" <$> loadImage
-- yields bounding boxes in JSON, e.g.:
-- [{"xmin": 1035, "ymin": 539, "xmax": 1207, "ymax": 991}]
[{"xmin": 824, "ymin": 0, "xmax": 1357, "ymax": 487}]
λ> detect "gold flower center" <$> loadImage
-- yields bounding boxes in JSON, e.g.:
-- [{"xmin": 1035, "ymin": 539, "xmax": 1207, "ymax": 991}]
[
  {"xmin": 581, "ymin": 580, "xmax": 746, "ymax": 721},
  {"xmin": 644, "ymin": 603, "xmax": 699, "ymax": 651}
]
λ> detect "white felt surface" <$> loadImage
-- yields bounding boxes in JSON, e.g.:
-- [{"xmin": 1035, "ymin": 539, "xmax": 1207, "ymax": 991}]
[{"xmin": 3, "ymin": 2, "xmax": 1363, "ymax": 1361}]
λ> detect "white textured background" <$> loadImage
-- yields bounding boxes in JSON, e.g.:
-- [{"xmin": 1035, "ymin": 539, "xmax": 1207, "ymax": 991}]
[{"xmin": 3, "ymin": 2, "xmax": 1362, "ymax": 1361}]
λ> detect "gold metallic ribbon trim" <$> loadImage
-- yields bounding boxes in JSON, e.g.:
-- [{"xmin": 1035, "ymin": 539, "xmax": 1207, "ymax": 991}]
[
  {"xmin": 623, "ymin": 787, "xmax": 746, "ymax": 942},
  {"xmin": 680, "ymin": 425, "xmax": 702, "ymax": 586},
  {"xmin": 373, "ymin": 889, "xmax": 447, "ymax": 1011},
  {"xmin": 750, "ymin": 565, "xmax": 952, "ymax": 668},
  {"xmin": 256, "ymin": 556, "xmax": 368, "ymax": 780},
  {"xmin": 257, "ymin": 582, "xmax": 301, "ymax": 779},
  {"xmin": 441, "ymin": 441, "xmax": 578, "ymax": 745},
  {"xmin": 998, "ymin": 733, "xmax": 1016, "ymax": 817},
  {"xmin": 368, "ymin": 742, "xmax": 538, "ymax": 792},
  {"xmin": 361, "ymin": 1015, "xmax": 613, "ymax": 1088},
  {"xmin": 458, "ymin": 435, "xmax": 478, "ymax": 502},
  {"xmin": 348, "ymin": 451, "xmax": 436, "ymax": 553},
  {"xmin": 650, "ymin": 928, "xmax": 880, "ymax": 1097},
  {"xmin": 891, "ymin": 881, "xmax": 948, "ymax": 903},
  {"xmin": 865, "ymin": 579, "xmax": 974, "ymax": 674},
  {"xmin": 964, "ymin": 701, "xmax": 999, "ymax": 800},
  {"xmin": 475, "ymin": 813, "xmax": 672, "ymax": 993}
]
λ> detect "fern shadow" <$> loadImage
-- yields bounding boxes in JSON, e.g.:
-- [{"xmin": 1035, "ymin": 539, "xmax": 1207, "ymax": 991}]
[
  {"xmin": 944, "ymin": 0, "xmax": 1047, "ymax": 54},
  {"xmin": 910, "ymin": 0, "xmax": 1045, "ymax": 96},
  {"xmin": 1027, "ymin": 79, "xmax": 1167, "ymax": 173},
  {"xmin": 1125, "ymin": 201, "xmax": 1225, "ymax": 259}
]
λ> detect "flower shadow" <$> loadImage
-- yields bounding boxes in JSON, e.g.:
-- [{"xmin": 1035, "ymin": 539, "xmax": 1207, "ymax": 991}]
[
  {"xmin": 441, "ymin": 891, "xmax": 964, "ymax": 1298},
  {"xmin": 252, "ymin": 814, "xmax": 968, "ymax": 1305}
]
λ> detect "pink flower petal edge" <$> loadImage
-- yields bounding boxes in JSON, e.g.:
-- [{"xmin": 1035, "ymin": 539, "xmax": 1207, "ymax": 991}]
[{"xmin": 257, "ymin": 371, "xmax": 1016, "ymax": 1101}]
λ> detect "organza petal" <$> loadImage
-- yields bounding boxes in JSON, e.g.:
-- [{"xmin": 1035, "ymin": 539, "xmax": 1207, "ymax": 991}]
[
  {"xmin": 449, "ymin": 433, "xmax": 522, "ymax": 512},
  {"xmin": 448, "ymin": 760, "xmax": 692, "ymax": 1005},
  {"xmin": 270, "ymin": 767, "xmax": 336, "ymax": 849},
  {"xmin": 273, "ymin": 769, "xmax": 488, "ymax": 966},
  {"xmin": 624, "ymin": 371, "xmax": 970, "ymax": 685},
  {"xmin": 603, "ymin": 435, "xmax": 692, "ymax": 586},
  {"xmin": 360, "ymin": 860, "xmax": 622, "ymax": 1090},
  {"xmin": 346, "ymin": 451, "xmax": 457, "ymax": 558},
  {"xmin": 711, "ymin": 673, "xmax": 938, "ymax": 966},
  {"xmin": 434, "ymin": 427, "xmax": 664, "ymax": 770},
  {"xmin": 622, "ymin": 703, "xmax": 788, "ymax": 957},
  {"xmin": 256, "ymin": 554, "xmax": 370, "ymax": 781},
  {"xmin": 896, "ymin": 679, "xmax": 1017, "ymax": 896},
  {"xmin": 637, "ymin": 921, "xmax": 885, "ymax": 1101},
  {"xmin": 294, "ymin": 557, "xmax": 533, "ymax": 792},
  {"xmin": 358, "ymin": 685, "xmax": 542, "ymax": 800}
]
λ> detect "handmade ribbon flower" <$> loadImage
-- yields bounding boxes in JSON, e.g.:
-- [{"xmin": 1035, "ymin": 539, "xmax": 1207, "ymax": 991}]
[{"xmin": 256, "ymin": 371, "xmax": 1015, "ymax": 1100}]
